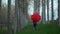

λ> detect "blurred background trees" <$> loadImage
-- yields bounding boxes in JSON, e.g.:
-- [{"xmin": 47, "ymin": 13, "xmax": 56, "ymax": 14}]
[{"xmin": 0, "ymin": 0, "xmax": 60, "ymax": 34}]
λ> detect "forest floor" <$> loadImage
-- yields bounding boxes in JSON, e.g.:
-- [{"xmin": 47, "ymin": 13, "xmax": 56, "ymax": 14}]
[
  {"xmin": 16, "ymin": 23, "xmax": 60, "ymax": 34},
  {"xmin": 0, "ymin": 23, "xmax": 60, "ymax": 34}
]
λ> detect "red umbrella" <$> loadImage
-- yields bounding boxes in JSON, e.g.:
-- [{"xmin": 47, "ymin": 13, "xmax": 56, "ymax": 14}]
[{"xmin": 31, "ymin": 13, "xmax": 41, "ymax": 23}]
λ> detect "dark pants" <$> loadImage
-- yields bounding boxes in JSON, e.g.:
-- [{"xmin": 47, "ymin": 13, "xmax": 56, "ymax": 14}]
[{"xmin": 33, "ymin": 23, "xmax": 37, "ymax": 30}]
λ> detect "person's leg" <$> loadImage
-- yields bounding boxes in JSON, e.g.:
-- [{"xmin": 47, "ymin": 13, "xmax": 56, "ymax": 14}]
[{"xmin": 33, "ymin": 23, "xmax": 37, "ymax": 30}]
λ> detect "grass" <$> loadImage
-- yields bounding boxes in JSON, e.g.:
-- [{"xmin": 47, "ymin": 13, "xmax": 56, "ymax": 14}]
[
  {"xmin": 0, "ymin": 23, "xmax": 60, "ymax": 34},
  {"xmin": 16, "ymin": 24, "xmax": 60, "ymax": 34},
  {"xmin": 0, "ymin": 27, "xmax": 8, "ymax": 34}
]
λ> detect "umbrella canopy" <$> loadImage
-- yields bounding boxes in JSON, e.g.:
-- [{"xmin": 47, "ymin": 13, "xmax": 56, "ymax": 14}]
[{"xmin": 31, "ymin": 13, "xmax": 41, "ymax": 23}]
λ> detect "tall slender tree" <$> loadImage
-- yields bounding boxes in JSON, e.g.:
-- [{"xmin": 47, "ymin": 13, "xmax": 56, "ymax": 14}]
[
  {"xmin": 0, "ymin": 0, "xmax": 2, "ymax": 19},
  {"xmin": 34, "ymin": 0, "xmax": 38, "ymax": 13},
  {"xmin": 24, "ymin": 0, "xmax": 29, "ymax": 25},
  {"xmin": 17, "ymin": 0, "xmax": 22, "ymax": 31},
  {"xmin": 42, "ymin": 0, "xmax": 46, "ymax": 24},
  {"xmin": 17, "ymin": 0, "xmax": 28, "ymax": 31},
  {"xmin": 0, "ymin": 0, "xmax": 2, "ymax": 14},
  {"xmin": 51, "ymin": 0, "xmax": 54, "ymax": 24},
  {"xmin": 23, "ymin": 0, "xmax": 29, "ymax": 22},
  {"xmin": 37, "ymin": 0, "xmax": 40, "ymax": 13},
  {"xmin": 0, "ymin": 0, "xmax": 2, "ymax": 29},
  {"xmin": 34, "ymin": 0, "xmax": 40, "ymax": 14},
  {"xmin": 8, "ymin": 0, "xmax": 12, "ymax": 34},
  {"xmin": 14, "ymin": 0, "xmax": 18, "ymax": 34},
  {"xmin": 58, "ymin": 0, "xmax": 60, "ymax": 26},
  {"xmin": 47, "ymin": 0, "xmax": 49, "ymax": 23}
]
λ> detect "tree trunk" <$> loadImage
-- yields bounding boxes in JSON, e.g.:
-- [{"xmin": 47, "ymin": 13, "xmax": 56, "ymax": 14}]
[
  {"xmin": 34, "ymin": 0, "xmax": 37, "ymax": 13},
  {"xmin": 51, "ymin": 0, "xmax": 54, "ymax": 24},
  {"xmin": 8, "ymin": 0, "xmax": 12, "ymax": 34},
  {"xmin": 0, "ymin": 0, "xmax": 2, "ymax": 23},
  {"xmin": 0, "ymin": 0, "xmax": 2, "ymax": 16},
  {"xmin": 37, "ymin": 0, "xmax": 40, "ymax": 13},
  {"xmin": 14, "ymin": 0, "xmax": 18, "ymax": 34},
  {"xmin": 58, "ymin": 0, "xmax": 60, "ymax": 26},
  {"xmin": 23, "ymin": 0, "xmax": 29, "ymax": 23},
  {"xmin": 23, "ymin": 0, "xmax": 28, "ymax": 28},
  {"xmin": 17, "ymin": 0, "xmax": 21, "ymax": 31},
  {"xmin": 17, "ymin": 0, "xmax": 28, "ymax": 31},
  {"xmin": 34, "ymin": 0, "xmax": 40, "ymax": 14},
  {"xmin": 42, "ymin": 0, "xmax": 46, "ymax": 24},
  {"xmin": 0, "ymin": 0, "xmax": 2, "ymax": 28},
  {"xmin": 47, "ymin": 0, "xmax": 49, "ymax": 23}
]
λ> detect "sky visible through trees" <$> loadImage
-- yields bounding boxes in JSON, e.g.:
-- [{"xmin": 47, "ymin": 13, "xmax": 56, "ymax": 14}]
[{"xmin": 2, "ymin": 0, "xmax": 58, "ymax": 21}]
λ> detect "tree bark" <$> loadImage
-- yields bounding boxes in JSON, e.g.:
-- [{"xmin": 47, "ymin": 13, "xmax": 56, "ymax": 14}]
[
  {"xmin": 51, "ymin": 0, "xmax": 54, "ymax": 24},
  {"xmin": 0, "ymin": 0, "xmax": 2, "ymax": 14},
  {"xmin": 58, "ymin": 0, "xmax": 60, "ymax": 26},
  {"xmin": 34, "ymin": 0, "xmax": 37, "ymax": 13},
  {"xmin": 42, "ymin": 0, "xmax": 46, "ymax": 24},
  {"xmin": 34, "ymin": 0, "xmax": 40, "ymax": 14},
  {"xmin": 23, "ymin": 0, "xmax": 29, "ymax": 23},
  {"xmin": 47, "ymin": 0, "xmax": 49, "ymax": 23},
  {"xmin": 0, "ymin": 0, "xmax": 2, "ymax": 28},
  {"xmin": 37, "ymin": 0, "xmax": 40, "ymax": 13},
  {"xmin": 17, "ymin": 0, "xmax": 22, "ymax": 31},
  {"xmin": 17, "ymin": 0, "xmax": 28, "ymax": 31},
  {"xmin": 14, "ymin": 0, "xmax": 18, "ymax": 34},
  {"xmin": 8, "ymin": 0, "xmax": 12, "ymax": 34}
]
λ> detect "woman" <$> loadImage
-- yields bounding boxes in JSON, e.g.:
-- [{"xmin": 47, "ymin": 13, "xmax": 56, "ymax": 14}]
[{"xmin": 31, "ymin": 13, "xmax": 41, "ymax": 30}]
